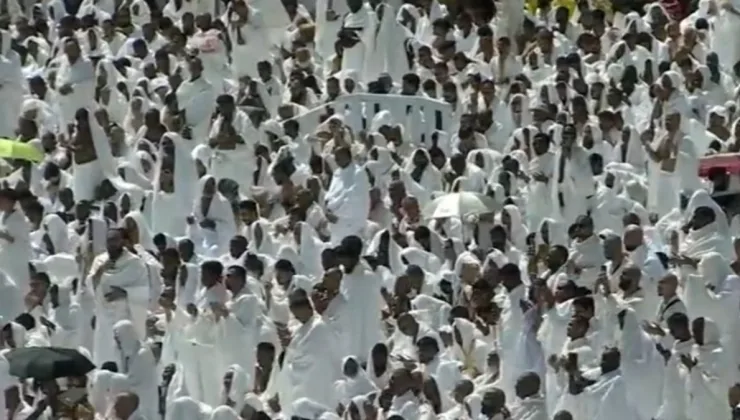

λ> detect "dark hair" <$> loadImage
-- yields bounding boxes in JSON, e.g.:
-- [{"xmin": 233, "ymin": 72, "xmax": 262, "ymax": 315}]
[
  {"xmin": 101, "ymin": 361, "xmax": 119, "ymax": 372},
  {"xmin": 499, "ymin": 263, "xmax": 520, "ymax": 278},
  {"xmin": 244, "ymin": 253, "xmax": 265, "ymax": 276},
  {"xmin": 200, "ymin": 260, "xmax": 224, "ymax": 277},
  {"xmin": 43, "ymin": 162, "xmax": 61, "ymax": 179},
  {"xmin": 132, "ymin": 38, "xmax": 147, "ymax": 51},
  {"xmin": 477, "ymin": 25, "xmax": 493, "ymax": 37},
  {"xmin": 337, "ymin": 235, "xmax": 363, "ymax": 258},
  {"xmin": 238, "ymin": 199, "xmax": 259, "ymax": 213},
  {"xmin": 227, "ymin": 264, "xmax": 247, "ymax": 279},
  {"xmin": 275, "ymin": 259, "xmax": 296, "ymax": 274},
  {"xmin": 667, "ymin": 312, "xmax": 689, "ymax": 328},
  {"xmin": 416, "ymin": 336, "xmax": 439, "ymax": 352},
  {"xmin": 573, "ymin": 296, "xmax": 595, "ymax": 313},
  {"xmin": 216, "ymin": 94, "xmax": 235, "ymax": 106},
  {"xmin": 402, "ymin": 73, "xmax": 420, "ymax": 90}
]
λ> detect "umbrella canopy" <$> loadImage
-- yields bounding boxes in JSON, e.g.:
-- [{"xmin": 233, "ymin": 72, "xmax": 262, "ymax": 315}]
[
  {"xmin": 0, "ymin": 139, "xmax": 44, "ymax": 163},
  {"xmin": 5, "ymin": 347, "xmax": 96, "ymax": 380},
  {"xmin": 423, "ymin": 192, "xmax": 497, "ymax": 219}
]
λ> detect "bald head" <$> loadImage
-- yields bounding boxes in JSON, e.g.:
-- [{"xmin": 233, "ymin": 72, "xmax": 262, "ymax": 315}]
[
  {"xmin": 658, "ymin": 272, "xmax": 678, "ymax": 298},
  {"xmin": 619, "ymin": 264, "xmax": 641, "ymax": 293},
  {"xmin": 113, "ymin": 392, "xmax": 139, "ymax": 420},
  {"xmin": 602, "ymin": 233, "xmax": 623, "ymax": 260},
  {"xmin": 623, "ymin": 224, "xmax": 643, "ymax": 251}
]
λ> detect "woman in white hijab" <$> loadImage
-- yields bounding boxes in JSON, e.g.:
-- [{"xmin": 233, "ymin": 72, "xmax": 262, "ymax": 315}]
[
  {"xmin": 365, "ymin": 146, "xmax": 397, "ymax": 192},
  {"xmin": 333, "ymin": 356, "xmax": 378, "ymax": 409},
  {"xmin": 37, "ymin": 213, "xmax": 70, "ymax": 255},
  {"xmin": 0, "ymin": 189, "xmax": 31, "ymax": 291},
  {"xmin": 501, "ymin": 204, "xmax": 529, "ymax": 251},
  {"xmin": 95, "ymin": 58, "xmax": 128, "ymax": 126},
  {"xmin": 89, "ymin": 369, "xmax": 115, "ymax": 416},
  {"xmin": 113, "ymin": 319, "xmax": 158, "ymax": 420},
  {"xmin": 617, "ymin": 308, "xmax": 664, "ymax": 420},
  {"xmin": 365, "ymin": 342, "xmax": 393, "ymax": 389},
  {"xmin": 0, "ymin": 270, "xmax": 23, "ymax": 324},
  {"xmin": 166, "ymin": 396, "xmax": 211, "ymax": 420},
  {"xmin": 402, "ymin": 148, "xmax": 443, "ymax": 207},
  {"xmin": 209, "ymin": 405, "xmax": 241, "ymax": 420},
  {"xmin": 0, "ymin": 30, "xmax": 24, "ymax": 138},
  {"xmin": 367, "ymin": 2, "xmax": 410, "ymax": 82},
  {"xmin": 219, "ymin": 365, "xmax": 250, "ymax": 413},
  {"xmin": 147, "ymin": 133, "xmax": 198, "ymax": 237}
]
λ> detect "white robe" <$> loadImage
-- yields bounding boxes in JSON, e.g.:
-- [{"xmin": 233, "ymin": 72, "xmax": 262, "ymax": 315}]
[
  {"xmin": 216, "ymin": 292, "xmax": 261, "ymax": 390},
  {"xmin": 0, "ymin": 32, "xmax": 23, "ymax": 138},
  {"xmin": 325, "ymin": 163, "xmax": 370, "ymax": 245},
  {"xmin": 88, "ymin": 250, "xmax": 149, "ymax": 366},
  {"xmin": 0, "ymin": 209, "xmax": 30, "ymax": 295},
  {"xmin": 54, "ymin": 55, "xmax": 95, "ymax": 125},
  {"xmin": 113, "ymin": 320, "xmax": 158, "ymax": 420},
  {"xmin": 340, "ymin": 262, "xmax": 384, "ymax": 363},
  {"xmin": 277, "ymin": 315, "xmax": 340, "ymax": 416}
]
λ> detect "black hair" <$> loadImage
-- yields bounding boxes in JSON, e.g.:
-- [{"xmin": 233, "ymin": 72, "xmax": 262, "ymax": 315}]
[
  {"xmin": 227, "ymin": 264, "xmax": 247, "ymax": 279},
  {"xmin": 572, "ymin": 296, "xmax": 595, "ymax": 313},
  {"xmin": 499, "ymin": 263, "xmax": 521, "ymax": 278},
  {"xmin": 200, "ymin": 260, "xmax": 223, "ymax": 277},
  {"xmin": 101, "ymin": 361, "xmax": 119, "ymax": 372},
  {"xmin": 477, "ymin": 25, "xmax": 493, "ymax": 37},
  {"xmin": 275, "ymin": 259, "xmax": 296, "ymax": 274},
  {"xmin": 244, "ymin": 253, "xmax": 265, "ymax": 276}
]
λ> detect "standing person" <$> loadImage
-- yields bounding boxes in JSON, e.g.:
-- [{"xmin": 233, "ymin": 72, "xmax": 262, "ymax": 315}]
[
  {"xmin": 335, "ymin": 235, "xmax": 383, "ymax": 363},
  {"xmin": 0, "ymin": 188, "xmax": 31, "ymax": 292},
  {"xmin": 54, "ymin": 37, "xmax": 95, "ymax": 126},
  {"xmin": 324, "ymin": 147, "xmax": 370, "ymax": 245},
  {"xmin": 113, "ymin": 321, "xmax": 158, "ymax": 420},
  {"xmin": 277, "ymin": 289, "xmax": 340, "ymax": 416},
  {"xmin": 88, "ymin": 228, "xmax": 149, "ymax": 366}
]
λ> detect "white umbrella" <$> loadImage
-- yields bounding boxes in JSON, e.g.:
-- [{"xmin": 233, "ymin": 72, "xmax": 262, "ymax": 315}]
[{"xmin": 423, "ymin": 192, "xmax": 497, "ymax": 219}]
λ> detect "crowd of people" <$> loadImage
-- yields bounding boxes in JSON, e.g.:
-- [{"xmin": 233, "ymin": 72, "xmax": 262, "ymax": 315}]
[{"xmin": 2, "ymin": 0, "xmax": 740, "ymax": 418}]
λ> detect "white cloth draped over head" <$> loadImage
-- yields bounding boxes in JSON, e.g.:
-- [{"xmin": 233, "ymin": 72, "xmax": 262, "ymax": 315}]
[
  {"xmin": 166, "ymin": 396, "xmax": 211, "ymax": 420},
  {"xmin": 324, "ymin": 162, "xmax": 370, "ymax": 245},
  {"xmin": 190, "ymin": 175, "xmax": 237, "ymax": 256},
  {"xmin": 333, "ymin": 356, "xmax": 378, "ymax": 407}
]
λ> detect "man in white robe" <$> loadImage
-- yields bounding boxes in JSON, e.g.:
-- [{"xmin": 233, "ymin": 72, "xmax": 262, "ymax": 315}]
[
  {"xmin": 551, "ymin": 124, "xmax": 593, "ymax": 227},
  {"xmin": 509, "ymin": 372, "xmax": 548, "ymax": 420},
  {"xmin": 0, "ymin": 30, "xmax": 23, "ymax": 138},
  {"xmin": 655, "ymin": 312, "xmax": 695, "ymax": 420},
  {"xmin": 88, "ymin": 228, "xmax": 149, "ymax": 367},
  {"xmin": 277, "ymin": 289, "xmax": 340, "ymax": 416},
  {"xmin": 335, "ymin": 235, "xmax": 383, "ymax": 363},
  {"xmin": 181, "ymin": 259, "xmax": 228, "ymax": 406},
  {"xmin": 338, "ymin": 0, "xmax": 376, "ymax": 80},
  {"xmin": 54, "ymin": 37, "xmax": 95, "ymax": 125},
  {"xmin": 175, "ymin": 56, "xmax": 217, "ymax": 143},
  {"xmin": 325, "ymin": 147, "xmax": 370, "ymax": 245},
  {"xmin": 686, "ymin": 317, "xmax": 731, "ymax": 420},
  {"xmin": 215, "ymin": 265, "xmax": 261, "ymax": 390}
]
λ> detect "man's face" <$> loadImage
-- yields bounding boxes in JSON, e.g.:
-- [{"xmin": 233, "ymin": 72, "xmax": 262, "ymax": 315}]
[
  {"xmin": 64, "ymin": 40, "xmax": 80, "ymax": 60},
  {"xmin": 106, "ymin": 231, "xmax": 124, "ymax": 257},
  {"xmin": 29, "ymin": 277, "xmax": 48, "ymax": 300},
  {"xmin": 218, "ymin": 102, "xmax": 234, "ymax": 119},
  {"xmin": 657, "ymin": 276, "xmax": 676, "ymax": 297},
  {"xmin": 334, "ymin": 150, "xmax": 351, "ymax": 168}
]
